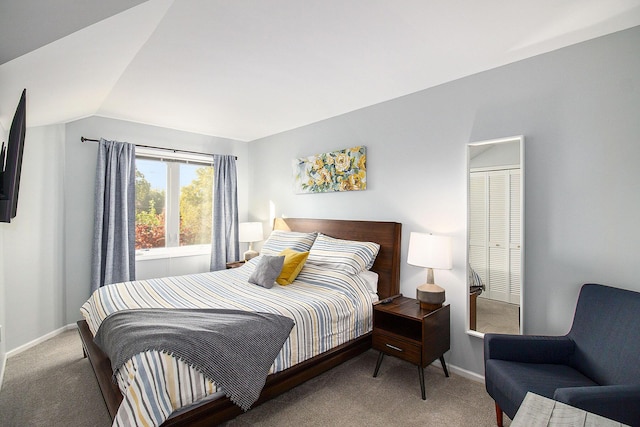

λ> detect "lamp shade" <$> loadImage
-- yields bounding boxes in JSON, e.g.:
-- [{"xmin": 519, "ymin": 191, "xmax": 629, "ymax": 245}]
[
  {"xmin": 239, "ymin": 222, "xmax": 263, "ymax": 243},
  {"xmin": 407, "ymin": 232, "xmax": 452, "ymax": 270}
]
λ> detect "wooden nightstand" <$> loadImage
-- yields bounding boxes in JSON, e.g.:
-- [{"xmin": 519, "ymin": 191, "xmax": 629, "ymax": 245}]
[
  {"xmin": 225, "ymin": 260, "xmax": 245, "ymax": 269},
  {"xmin": 372, "ymin": 296, "xmax": 450, "ymax": 400}
]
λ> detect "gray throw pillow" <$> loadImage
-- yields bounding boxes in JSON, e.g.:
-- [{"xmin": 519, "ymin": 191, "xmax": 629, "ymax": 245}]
[{"xmin": 248, "ymin": 255, "xmax": 285, "ymax": 289}]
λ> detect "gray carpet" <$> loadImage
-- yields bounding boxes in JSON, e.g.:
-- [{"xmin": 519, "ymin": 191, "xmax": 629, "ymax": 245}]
[
  {"xmin": 0, "ymin": 329, "xmax": 110, "ymax": 426},
  {"xmin": 476, "ymin": 298, "xmax": 520, "ymax": 335},
  {"xmin": 0, "ymin": 329, "xmax": 510, "ymax": 426}
]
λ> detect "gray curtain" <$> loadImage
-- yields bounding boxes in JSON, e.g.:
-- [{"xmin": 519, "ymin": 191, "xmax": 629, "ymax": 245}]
[
  {"xmin": 210, "ymin": 154, "xmax": 239, "ymax": 270},
  {"xmin": 91, "ymin": 138, "xmax": 136, "ymax": 292}
]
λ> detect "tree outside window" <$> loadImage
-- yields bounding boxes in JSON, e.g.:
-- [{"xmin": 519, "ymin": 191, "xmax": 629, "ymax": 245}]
[
  {"xmin": 179, "ymin": 163, "xmax": 213, "ymax": 246},
  {"xmin": 135, "ymin": 157, "xmax": 212, "ymax": 250}
]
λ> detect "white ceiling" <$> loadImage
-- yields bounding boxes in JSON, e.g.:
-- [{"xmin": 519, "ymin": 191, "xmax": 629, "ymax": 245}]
[{"xmin": 1, "ymin": 0, "xmax": 640, "ymax": 142}]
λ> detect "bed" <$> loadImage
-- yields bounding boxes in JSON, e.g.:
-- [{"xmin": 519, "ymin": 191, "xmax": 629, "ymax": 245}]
[{"xmin": 77, "ymin": 217, "xmax": 402, "ymax": 426}]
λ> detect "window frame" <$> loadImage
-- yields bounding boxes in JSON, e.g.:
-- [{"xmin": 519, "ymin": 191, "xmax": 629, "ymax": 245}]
[{"xmin": 134, "ymin": 147, "xmax": 214, "ymax": 260}]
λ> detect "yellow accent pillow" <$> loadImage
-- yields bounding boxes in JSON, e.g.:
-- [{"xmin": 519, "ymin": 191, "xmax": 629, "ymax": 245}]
[{"xmin": 276, "ymin": 249, "xmax": 309, "ymax": 285}]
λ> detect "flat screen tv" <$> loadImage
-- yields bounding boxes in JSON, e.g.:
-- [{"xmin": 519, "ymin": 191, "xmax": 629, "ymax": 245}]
[{"xmin": 0, "ymin": 89, "xmax": 26, "ymax": 223}]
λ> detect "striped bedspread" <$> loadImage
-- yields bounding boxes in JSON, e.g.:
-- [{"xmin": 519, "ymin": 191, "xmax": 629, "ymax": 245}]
[{"xmin": 80, "ymin": 256, "xmax": 375, "ymax": 427}]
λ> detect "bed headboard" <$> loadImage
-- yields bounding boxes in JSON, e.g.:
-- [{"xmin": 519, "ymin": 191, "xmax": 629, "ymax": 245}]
[{"xmin": 273, "ymin": 218, "xmax": 401, "ymax": 299}]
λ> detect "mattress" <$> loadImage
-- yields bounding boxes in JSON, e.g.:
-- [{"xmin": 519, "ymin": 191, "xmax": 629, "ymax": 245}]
[{"xmin": 81, "ymin": 256, "xmax": 375, "ymax": 426}]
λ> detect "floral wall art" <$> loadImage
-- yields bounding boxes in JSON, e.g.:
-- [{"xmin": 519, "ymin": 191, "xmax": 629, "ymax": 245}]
[{"xmin": 293, "ymin": 146, "xmax": 367, "ymax": 194}]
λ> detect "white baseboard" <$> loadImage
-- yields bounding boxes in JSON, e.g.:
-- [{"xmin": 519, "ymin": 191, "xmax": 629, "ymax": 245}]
[
  {"xmin": 428, "ymin": 359, "xmax": 485, "ymax": 383},
  {"xmin": 0, "ymin": 352, "xmax": 6, "ymax": 392},
  {"xmin": 5, "ymin": 323, "xmax": 77, "ymax": 359},
  {"xmin": 446, "ymin": 362, "xmax": 485, "ymax": 383}
]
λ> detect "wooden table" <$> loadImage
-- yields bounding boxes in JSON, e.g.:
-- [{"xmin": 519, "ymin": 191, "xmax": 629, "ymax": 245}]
[
  {"xmin": 371, "ymin": 296, "xmax": 450, "ymax": 400},
  {"xmin": 511, "ymin": 392, "xmax": 629, "ymax": 427}
]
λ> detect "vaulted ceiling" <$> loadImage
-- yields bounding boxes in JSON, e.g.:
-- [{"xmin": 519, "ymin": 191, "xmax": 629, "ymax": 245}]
[{"xmin": 1, "ymin": 0, "xmax": 640, "ymax": 141}]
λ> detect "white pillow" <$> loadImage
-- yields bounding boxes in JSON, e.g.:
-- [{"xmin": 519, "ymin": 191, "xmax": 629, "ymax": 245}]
[{"xmin": 358, "ymin": 270, "xmax": 379, "ymax": 294}]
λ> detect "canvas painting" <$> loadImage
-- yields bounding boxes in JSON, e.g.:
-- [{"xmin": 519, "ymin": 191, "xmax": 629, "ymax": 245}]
[{"xmin": 293, "ymin": 146, "xmax": 367, "ymax": 194}]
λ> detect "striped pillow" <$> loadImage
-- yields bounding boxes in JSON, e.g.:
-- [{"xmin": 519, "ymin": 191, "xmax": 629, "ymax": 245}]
[
  {"xmin": 307, "ymin": 233, "xmax": 380, "ymax": 274},
  {"xmin": 261, "ymin": 230, "xmax": 317, "ymax": 256},
  {"xmin": 469, "ymin": 267, "xmax": 485, "ymax": 291}
]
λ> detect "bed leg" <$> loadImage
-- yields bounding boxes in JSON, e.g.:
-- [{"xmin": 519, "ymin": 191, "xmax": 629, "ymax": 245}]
[
  {"xmin": 373, "ymin": 351, "xmax": 384, "ymax": 377},
  {"xmin": 77, "ymin": 329, "xmax": 88, "ymax": 358}
]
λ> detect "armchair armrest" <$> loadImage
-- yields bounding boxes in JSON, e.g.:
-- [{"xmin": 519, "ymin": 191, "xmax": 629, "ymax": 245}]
[
  {"xmin": 554, "ymin": 385, "xmax": 640, "ymax": 426},
  {"xmin": 484, "ymin": 333, "xmax": 574, "ymax": 364}
]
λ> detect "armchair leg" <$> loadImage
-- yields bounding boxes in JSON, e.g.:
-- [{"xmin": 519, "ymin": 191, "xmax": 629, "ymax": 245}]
[{"xmin": 495, "ymin": 402, "xmax": 503, "ymax": 427}]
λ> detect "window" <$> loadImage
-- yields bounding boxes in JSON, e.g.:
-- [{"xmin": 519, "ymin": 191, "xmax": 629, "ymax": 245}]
[{"xmin": 134, "ymin": 148, "xmax": 213, "ymax": 252}]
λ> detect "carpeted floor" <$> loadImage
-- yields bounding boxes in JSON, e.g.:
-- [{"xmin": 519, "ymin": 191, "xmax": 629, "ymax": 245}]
[
  {"xmin": 475, "ymin": 298, "xmax": 520, "ymax": 335},
  {"xmin": 0, "ymin": 329, "xmax": 510, "ymax": 426},
  {"xmin": 0, "ymin": 329, "xmax": 110, "ymax": 426}
]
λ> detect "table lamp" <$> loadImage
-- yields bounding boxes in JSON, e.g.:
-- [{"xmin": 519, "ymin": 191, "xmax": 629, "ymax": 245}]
[
  {"xmin": 407, "ymin": 232, "xmax": 452, "ymax": 310},
  {"xmin": 239, "ymin": 222, "xmax": 263, "ymax": 261}
]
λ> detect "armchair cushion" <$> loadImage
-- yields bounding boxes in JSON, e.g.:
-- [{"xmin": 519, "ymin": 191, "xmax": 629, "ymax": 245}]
[
  {"xmin": 554, "ymin": 384, "xmax": 640, "ymax": 426},
  {"xmin": 485, "ymin": 360, "xmax": 597, "ymax": 419}
]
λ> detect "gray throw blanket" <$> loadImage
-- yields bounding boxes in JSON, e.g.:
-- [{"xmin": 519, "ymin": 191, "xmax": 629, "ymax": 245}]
[{"xmin": 94, "ymin": 308, "xmax": 295, "ymax": 411}]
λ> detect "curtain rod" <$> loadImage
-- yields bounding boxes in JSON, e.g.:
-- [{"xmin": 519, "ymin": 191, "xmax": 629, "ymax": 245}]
[{"xmin": 80, "ymin": 136, "xmax": 236, "ymax": 160}]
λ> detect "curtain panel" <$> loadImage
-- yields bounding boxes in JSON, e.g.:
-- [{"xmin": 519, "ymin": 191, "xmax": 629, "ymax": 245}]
[
  {"xmin": 210, "ymin": 155, "xmax": 239, "ymax": 270},
  {"xmin": 91, "ymin": 139, "xmax": 136, "ymax": 292}
]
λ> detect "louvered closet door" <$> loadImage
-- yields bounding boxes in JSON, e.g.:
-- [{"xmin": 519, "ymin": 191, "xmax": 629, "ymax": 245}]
[
  {"xmin": 509, "ymin": 170, "xmax": 521, "ymax": 304},
  {"xmin": 470, "ymin": 168, "xmax": 521, "ymax": 304},
  {"xmin": 488, "ymin": 171, "xmax": 509, "ymax": 302},
  {"xmin": 469, "ymin": 173, "xmax": 488, "ymax": 288}
]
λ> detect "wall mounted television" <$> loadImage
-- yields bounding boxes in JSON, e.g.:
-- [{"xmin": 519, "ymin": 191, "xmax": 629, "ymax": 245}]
[{"xmin": 0, "ymin": 89, "xmax": 26, "ymax": 223}]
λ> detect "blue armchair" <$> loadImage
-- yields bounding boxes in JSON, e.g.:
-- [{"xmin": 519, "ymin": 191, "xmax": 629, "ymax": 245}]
[{"xmin": 484, "ymin": 283, "xmax": 640, "ymax": 426}]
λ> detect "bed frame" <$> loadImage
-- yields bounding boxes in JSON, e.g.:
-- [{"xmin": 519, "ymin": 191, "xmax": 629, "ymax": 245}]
[{"xmin": 77, "ymin": 217, "xmax": 401, "ymax": 426}]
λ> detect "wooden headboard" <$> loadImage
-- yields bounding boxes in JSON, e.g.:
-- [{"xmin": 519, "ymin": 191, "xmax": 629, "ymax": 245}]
[{"xmin": 273, "ymin": 218, "xmax": 401, "ymax": 299}]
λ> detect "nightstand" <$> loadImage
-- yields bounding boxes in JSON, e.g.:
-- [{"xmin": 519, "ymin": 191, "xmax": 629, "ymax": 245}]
[
  {"xmin": 225, "ymin": 260, "xmax": 245, "ymax": 269},
  {"xmin": 372, "ymin": 296, "xmax": 450, "ymax": 400}
]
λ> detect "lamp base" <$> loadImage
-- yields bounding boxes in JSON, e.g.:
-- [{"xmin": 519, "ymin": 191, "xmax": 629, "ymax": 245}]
[
  {"xmin": 416, "ymin": 283, "xmax": 445, "ymax": 311},
  {"xmin": 419, "ymin": 301, "xmax": 443, "ymax": 311},
  {"xmin": 243, "ymin": 249, "xmax": 259, "ymax": 261}
]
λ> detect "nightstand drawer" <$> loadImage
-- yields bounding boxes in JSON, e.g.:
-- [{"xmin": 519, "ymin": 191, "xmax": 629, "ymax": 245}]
[{"xmin": 373, "ymin": 331, "xmax": 421, "ymax": 365}]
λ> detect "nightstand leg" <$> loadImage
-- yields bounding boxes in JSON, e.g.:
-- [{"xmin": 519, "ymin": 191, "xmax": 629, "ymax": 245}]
[
  {"xmin": 418, "ymin": 365, "xmax": 426, "ymax": 400},
  {"xmin": 373, "ymin": 351, "xmax": 384, "ymax": 377},
  {"xmin": 439, "ymin": 356, "xmax": 450, "ymax": 377}
]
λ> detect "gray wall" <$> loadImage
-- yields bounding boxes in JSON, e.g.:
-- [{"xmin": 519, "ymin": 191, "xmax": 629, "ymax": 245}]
[
  {"xmin": 248, "ymin": 27, "xmax": 640, "ymax": 376},
  {"xmin": 0, "ymin": 122, "xmax": 6, "ymax": 373},
  {"xmin": 2, "ymin": 124, "xmax": 66, "ymax": 351},
  {"xmin": 0, "ymin": 225, "xmax": 4, "ymax": 373}
]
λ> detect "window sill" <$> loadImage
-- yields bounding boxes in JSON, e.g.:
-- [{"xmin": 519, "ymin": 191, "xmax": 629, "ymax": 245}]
[{"xmin": 135, "ymin": 245, "xmax": 211, "ymax": 261}]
